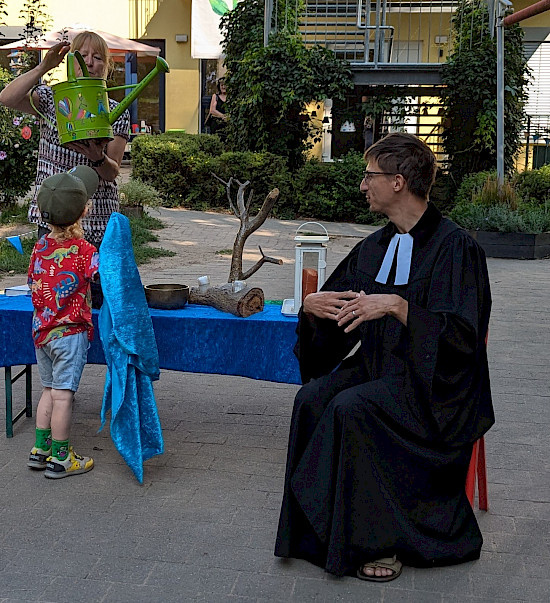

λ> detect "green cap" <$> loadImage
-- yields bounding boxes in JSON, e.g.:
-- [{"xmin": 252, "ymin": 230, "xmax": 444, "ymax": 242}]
[{"xmin": 37, "ymin": 165, "xmax": 99, "ymax": 226}]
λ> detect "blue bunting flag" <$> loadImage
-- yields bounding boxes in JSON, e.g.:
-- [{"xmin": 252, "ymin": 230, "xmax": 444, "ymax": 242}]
[{"xmin": 7, "ymin": 236, "xmax": 24, "ymax": 255}]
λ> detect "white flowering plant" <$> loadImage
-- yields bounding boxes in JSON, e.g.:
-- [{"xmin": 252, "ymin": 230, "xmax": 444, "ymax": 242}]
[{"xmin": 0, "ymin": 68, "xmax": 39, "ymax": 206}]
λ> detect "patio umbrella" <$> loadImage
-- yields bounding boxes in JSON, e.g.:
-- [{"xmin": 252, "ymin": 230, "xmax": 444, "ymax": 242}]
[{"xmin": 0, "ymin": 27, "xmax": 160, "ymax": 57}]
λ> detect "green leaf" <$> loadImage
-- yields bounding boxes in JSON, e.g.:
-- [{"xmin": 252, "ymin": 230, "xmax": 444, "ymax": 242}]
[{"xmin": 209, "ymin": 0, "xmax": 230, "ymax": 16}]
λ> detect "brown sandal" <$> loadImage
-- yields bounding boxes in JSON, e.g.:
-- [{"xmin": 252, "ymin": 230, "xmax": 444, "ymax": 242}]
[{"xmin": 357, "ymin": 555, "xmax": 403, "ymax": 582}]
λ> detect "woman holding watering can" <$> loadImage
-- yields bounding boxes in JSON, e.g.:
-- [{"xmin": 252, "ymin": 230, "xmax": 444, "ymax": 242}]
[{"xmin": 0, "ymin": 31, "xmax": 130, "ymax": 306}]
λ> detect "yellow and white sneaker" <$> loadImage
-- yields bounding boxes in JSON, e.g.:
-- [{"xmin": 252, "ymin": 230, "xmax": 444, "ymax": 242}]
[
  {"xmin": 27, "ymin": 446, "xmax": 51, "ymax": 470},
  {"xmin": 44, "ymin": 447, "xmax": 94, "ymax": 479}
]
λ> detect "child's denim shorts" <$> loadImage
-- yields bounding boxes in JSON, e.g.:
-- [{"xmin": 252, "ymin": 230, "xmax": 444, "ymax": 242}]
[{"xmin": 35, "ymin": 331, "xmax": 90, "ymax": 392}]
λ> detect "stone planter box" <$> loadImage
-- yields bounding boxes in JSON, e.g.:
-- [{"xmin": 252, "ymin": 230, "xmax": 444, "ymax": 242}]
[
  {"xmin": 468, "ymin": 230, "xmax": 550, "ymax": 259},
  {"xmin": 120, "ymin": 205, "xmax": 144, "ymax": 219}
]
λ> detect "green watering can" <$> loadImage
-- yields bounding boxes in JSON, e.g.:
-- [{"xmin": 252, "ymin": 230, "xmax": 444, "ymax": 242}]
[{"xmin": 32, "ymin": 51, "xmax": 170, "ymax": 145}]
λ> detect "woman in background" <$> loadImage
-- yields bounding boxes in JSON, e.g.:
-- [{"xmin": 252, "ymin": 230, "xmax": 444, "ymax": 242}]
[{"xmin": 208, "ymin": 78, "xmax": 228, "ymax": 140}]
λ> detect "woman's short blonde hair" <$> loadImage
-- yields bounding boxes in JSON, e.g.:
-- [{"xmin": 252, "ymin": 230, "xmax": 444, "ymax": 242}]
[{"xmin": 70, "ymin": 31, "xmax": 112, "ymax": 79}]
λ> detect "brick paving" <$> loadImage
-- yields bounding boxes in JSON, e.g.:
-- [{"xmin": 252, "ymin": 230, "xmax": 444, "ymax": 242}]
[{"xmin": 1, "ymin": 198, "xmax": 549, "ymax": 602}]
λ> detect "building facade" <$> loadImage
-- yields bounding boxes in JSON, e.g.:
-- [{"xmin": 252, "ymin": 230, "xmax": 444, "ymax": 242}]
[{"xmin": 1, "ymin": 0, "xmax": 548, "ymax": 166}]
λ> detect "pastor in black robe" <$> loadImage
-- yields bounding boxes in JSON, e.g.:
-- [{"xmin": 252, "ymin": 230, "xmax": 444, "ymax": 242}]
[{"xmin": 274, "ymin": 203, "xmax": 494, "ymax": 577}]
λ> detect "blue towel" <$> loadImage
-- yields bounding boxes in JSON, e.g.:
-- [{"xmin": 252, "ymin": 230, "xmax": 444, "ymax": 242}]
[{"xmin": 98, "ymin": 213, "xmax": 163, "ymax": 483}]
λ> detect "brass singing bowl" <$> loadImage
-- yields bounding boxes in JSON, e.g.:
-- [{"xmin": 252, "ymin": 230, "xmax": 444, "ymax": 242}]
[{"xmin": 144, "ymin": 283, "xmax": 189, "ymax": 310}]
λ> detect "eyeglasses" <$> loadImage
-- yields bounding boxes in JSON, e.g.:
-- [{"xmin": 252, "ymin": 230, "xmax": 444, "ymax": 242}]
[{"xmin": 363, "ymin": 170, "xmax": 396, "ymax": 182}]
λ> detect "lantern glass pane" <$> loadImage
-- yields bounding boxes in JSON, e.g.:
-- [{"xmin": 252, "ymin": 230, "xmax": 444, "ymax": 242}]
[{"xmin": 303, "ymin": 251, "xmax": 319, "ymax": 270}]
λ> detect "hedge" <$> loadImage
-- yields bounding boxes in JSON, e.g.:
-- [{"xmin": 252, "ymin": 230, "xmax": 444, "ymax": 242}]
[{"xmin": 130, "ymin": 133, "xmax": 384, "ymax": 223}]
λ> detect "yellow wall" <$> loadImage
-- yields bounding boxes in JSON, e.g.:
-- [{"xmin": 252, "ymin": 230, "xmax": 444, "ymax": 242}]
[
  {"xmin": 140, "ymin": 0, "xmax": 200, "ymax": 133},
  {"xmin": 386, "ymin": 12, "xmax": 452, "ymax": 63}
]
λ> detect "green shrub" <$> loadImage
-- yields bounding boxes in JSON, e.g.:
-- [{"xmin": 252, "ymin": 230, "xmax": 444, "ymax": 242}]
[
  {"xmin": 473, "ymin": 175, "xmax": 518, "ymax": 209},
  {"xmin": 450, "ymin": 170, "xmax": 550, "ymax": 233},
  {"xmin": 514, "ymin": 165, "xmax": 550, "ymax": 206},
  {"xmin": 450, "ymin": 202, "xmax": 550, "ymax": 234},
  {"xmin": 518, "ymin": 207, "xmax": 550, "ymax": 233},
  {"xmin": 440, "ymin": 0, "xmax": 528, "ymax": 189},
  {"xmin": 130, "ymin": 133, "xmax": 386, "ymax": 222},
  {"xmin": 183, "ymin": 155, "xmax": 225, "ymax": 211},
  {"xmin": 205, "ymin": 151, "xmax": 294, "ymax": 217},
  {"xmin": 293, "ymin": 152, "xmax": 382, "ymax": 224},
  {"xmin": 449, "ymin": 202, "xmax": 488, "ymax": 231},
  {"xmin": 131, "ymin": 136, "xmax": 216, "ymax": 205},
  {"xmin": 454, "ymin": 171, "xmax": 496, "ymax": 206},
  {"xmin": 221, "ymin": 0, "xmax": 354, "ymax": 170},
  {"xmin": 132, "ymin": 134, "xmax": 295, "ymax": 215},
  {"xmin": 482, "ymin": 205, "xmax": 523, "ymax": 232},
  {"xmin": 156, "ymin": 131, "xmax": 224, "ymax": 155}
]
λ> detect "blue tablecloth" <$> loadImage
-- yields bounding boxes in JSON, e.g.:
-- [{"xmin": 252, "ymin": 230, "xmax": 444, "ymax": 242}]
[{"xmin": 0, "ymin": 295, "xmax": 301, "ymax": 385}]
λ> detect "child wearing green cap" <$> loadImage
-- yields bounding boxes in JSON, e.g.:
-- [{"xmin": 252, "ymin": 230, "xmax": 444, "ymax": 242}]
[{"xmin": 27, "ymin": 165, "xmax": 100, "ymax": 478}]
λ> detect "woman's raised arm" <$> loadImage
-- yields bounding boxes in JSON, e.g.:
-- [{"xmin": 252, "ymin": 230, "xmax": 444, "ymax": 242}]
[{"xmin": 0, "ymin": 42, "xmax": 70, "ymax": 115}]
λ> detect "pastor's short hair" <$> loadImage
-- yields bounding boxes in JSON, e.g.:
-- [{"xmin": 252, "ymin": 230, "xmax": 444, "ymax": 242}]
[{"xmin": 365, "ymin": 132, "xmax": 437, "ymax": 200}]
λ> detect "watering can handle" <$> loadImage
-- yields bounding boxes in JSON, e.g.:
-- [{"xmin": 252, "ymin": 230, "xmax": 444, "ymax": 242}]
[
  {"xmin": 67, "ymin": 51, "xmax": 89, "ymax": 81},
  {"xmin": 29, "ymin": 85, "xmax": 56, "ymax": 129}
]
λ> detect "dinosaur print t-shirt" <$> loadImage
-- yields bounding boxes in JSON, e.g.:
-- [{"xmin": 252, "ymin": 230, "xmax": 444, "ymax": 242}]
[{"xmin": 27, "ymin": 235, "xmax": 99, "ymax": 347}]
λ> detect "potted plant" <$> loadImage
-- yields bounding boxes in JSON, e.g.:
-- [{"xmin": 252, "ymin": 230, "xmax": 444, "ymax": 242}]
[
  {"xmin": 449, "ymin": 172, "xmax": 550, "ymax": 259},
  {"xmin": 118, "ymin": 178, "xmax": 163, "ymax": 218}
]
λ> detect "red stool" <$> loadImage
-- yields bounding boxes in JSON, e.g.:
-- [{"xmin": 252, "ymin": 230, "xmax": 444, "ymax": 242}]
[
  {"xmin": 466, "ymin": 436, "xmax": 488, "ymax": 510},
  {"xmin": 466, "ymin": 329, "xmax": 489, "ymax": 510}
]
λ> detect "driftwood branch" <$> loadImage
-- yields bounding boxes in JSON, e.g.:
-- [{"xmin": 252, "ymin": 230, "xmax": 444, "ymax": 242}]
[
  {"xmin": 229, "ymin": 187, "xmax": 282, "ymax": 281},
  {"xmin": 245, "ymin": 188, "xmax": 254, "ymax": 213},
  {"xmin": 236, "ymin": 178, "xmax": 249, "ymax": 217},
  {"xmin": 241, "ymin": 245, "xmax": 283, "ymax": 281},
  {"xmin": 211, "ymin": 173, "xmax": 248, "ymax": 216},
  {"xmin": 210, "ymin": 174, "xmax": 283, "ymax": 283},
  {"xmin": 189, "ymin": 284, "xmax": 264, "ymax": 317}
]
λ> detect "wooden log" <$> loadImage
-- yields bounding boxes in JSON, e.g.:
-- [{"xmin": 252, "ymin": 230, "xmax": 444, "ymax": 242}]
[{"xmin": 189, "ymin": 284, "xmax": 264, "ymax": 317}]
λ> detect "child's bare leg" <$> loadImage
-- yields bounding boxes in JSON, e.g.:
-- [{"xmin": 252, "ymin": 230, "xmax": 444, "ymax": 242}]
[
  {"xmin": 28, "ymin": 388, "xmax": 55, "ymax": 469},
  {"xmin": 45, "ymin": 387, "xmax": 93, "ymax": 478},
  {"xmin": 36, "ymin": 387, "xmax": 53, "ymax": 430},
  {"xmin": 50, "ymin": 388, "xmax": 74, "ymax": 441}
]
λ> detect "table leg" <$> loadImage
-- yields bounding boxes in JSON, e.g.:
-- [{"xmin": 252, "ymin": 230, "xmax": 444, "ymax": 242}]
[
  {"xmin": 26, "ymin": 364, "xmax": 33, "ymax": 418},
  {"xmin": 4, "ymin": 365, "xmax": 33, "ymax": 438},
  {"xmin": 5, "ymin": 366, "xmax": 13, "ymax": 438}
]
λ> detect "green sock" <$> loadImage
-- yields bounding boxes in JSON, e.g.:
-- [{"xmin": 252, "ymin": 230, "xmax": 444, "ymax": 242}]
[
  {"xmin": 51, "ymin": 439, "xmax": 70, "ymax": 461},
  {"xmin": 35, "ymin": 428, "xmax": 52, "ymax": 451}
]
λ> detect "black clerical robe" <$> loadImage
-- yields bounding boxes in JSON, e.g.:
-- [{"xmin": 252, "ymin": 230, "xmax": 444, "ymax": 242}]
[{"xmin": 275, "ymin": 203, "xmax": 494, "ymax": 577}]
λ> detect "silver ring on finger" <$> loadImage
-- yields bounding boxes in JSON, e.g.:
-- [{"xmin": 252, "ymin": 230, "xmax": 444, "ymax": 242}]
[{"xmin": 352, "ymin": 310, "xmax": 356, "ymax": 316}]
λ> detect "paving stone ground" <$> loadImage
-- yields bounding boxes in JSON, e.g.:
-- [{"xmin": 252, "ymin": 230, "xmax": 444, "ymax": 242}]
[{"xmin": 1, "ymin": 178, "xmax": 549, "ymax": 601}]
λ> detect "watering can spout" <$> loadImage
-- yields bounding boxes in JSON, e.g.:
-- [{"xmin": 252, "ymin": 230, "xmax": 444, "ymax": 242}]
[{"xmin": 109, "ymin": 56, "xmax": 170, "ymax": 124}]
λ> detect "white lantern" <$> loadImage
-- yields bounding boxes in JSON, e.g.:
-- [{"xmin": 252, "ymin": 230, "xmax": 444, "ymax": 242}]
[{"xmin": 282, "ymin": 222, "xmax": 329, "ymax": 316}]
